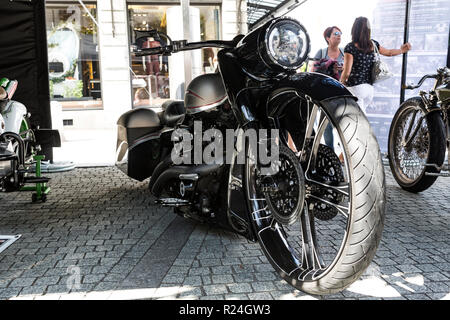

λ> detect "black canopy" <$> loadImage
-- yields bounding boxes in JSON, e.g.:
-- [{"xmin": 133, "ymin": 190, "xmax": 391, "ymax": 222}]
[{"xmin": 0, "ymin": 0, "xmax": 52, "ymax": 159}]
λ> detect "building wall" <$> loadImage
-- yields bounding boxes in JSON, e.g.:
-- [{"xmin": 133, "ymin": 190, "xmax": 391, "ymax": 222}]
[
  {"xmin": 222, "ymin": 0, "xmax": 247, "ymax": 40},
  {"xmin": 96, "ymin": 0, "xmax": 132, "ymax": 128},
  {"xmin": 51, "ymin": 0, "xmax": 245, "ymax": 130}
]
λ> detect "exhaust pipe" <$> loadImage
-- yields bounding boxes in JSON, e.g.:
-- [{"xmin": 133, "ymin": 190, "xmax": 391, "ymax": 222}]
[{"xmin": 151, "ymin": 163, "xmax": 222, "ymax": 197}]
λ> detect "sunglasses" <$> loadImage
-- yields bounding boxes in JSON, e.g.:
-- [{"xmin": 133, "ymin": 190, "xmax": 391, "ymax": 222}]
[{"xmin": 333, "ymin": 31, "xmax": 342, "ymax": 36}]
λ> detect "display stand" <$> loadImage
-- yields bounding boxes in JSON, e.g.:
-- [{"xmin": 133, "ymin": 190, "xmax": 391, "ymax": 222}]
[{"xmin": 20, "ymin": 154, "xmax": 51, "ymax": 202}]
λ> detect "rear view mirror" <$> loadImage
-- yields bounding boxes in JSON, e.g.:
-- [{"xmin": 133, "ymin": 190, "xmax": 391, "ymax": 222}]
[
  {"xmin": 134, "ymin": 29, "xmax": 161, "ymax": 51},
  {"xmin": 133, "ymin": 29, "xmax": 171, "ymax": 51}
]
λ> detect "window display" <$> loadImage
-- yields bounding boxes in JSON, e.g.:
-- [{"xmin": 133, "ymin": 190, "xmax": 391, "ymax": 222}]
[
  {"xmin": 128, "ymin": 5, "xmax": 220, "ymax": 107},
  {"xmin": 45, "ymin": 3, "xmax": 102, "ymax": 110}
]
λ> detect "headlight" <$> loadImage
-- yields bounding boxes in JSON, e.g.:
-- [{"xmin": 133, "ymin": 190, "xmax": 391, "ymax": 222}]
[{"xmin": 261, "ymin": 18, "xmax": 310, "ymax": 70}]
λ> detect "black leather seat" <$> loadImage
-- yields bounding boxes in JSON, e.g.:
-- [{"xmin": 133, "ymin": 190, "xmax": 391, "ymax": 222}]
[{"xmin": 161, "ymin": 100, "xmax": 185, "ymax": 127}]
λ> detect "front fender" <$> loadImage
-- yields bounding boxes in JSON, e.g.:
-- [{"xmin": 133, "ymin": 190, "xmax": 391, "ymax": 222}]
[
  {"xmin": 277, "ymin": 72, "xmax": 355, "ymax": 102},
  {"xmin": 266, "ymin": 72, "xmax": 356, "ymax": 119}
]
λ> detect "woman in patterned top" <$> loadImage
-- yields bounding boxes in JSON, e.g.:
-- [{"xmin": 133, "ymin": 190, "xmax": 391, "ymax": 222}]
[{"xmin": 340, "ymin": 17, "xmax": 411, "ymax": 113}]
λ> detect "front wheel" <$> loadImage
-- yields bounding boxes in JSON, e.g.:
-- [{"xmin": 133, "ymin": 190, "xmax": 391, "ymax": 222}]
[
  {"xmin": 247, "ymin": 97, "xmax": 385, "ymax": 295},
  {"xmin": 388, "ymin": 97, "xmax": 446, "ymax": 192}
]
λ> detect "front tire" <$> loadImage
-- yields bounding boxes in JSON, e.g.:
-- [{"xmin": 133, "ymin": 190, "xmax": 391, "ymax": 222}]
[
  {"xmin": 388, "ymin": 97, "xmax": 446, "ymax": 192},
  {"xmin": 247, "ymin": 97, "xmax": 385, "ymax": 295}
]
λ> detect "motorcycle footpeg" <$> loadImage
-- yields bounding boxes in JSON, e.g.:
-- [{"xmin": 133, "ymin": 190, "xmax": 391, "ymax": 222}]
[{"xmin": 155, "ymin": 198, "xmax": 190, "ymax": 207}]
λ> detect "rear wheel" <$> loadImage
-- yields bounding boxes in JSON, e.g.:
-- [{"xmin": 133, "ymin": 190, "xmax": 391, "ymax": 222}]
[
  {"xmin": 247, "ymin": 97, "xmax": 385, "ymax": 295},
  {"xmin": 388, "ymin": 97, "xmax": 446, "ymax": 192}
]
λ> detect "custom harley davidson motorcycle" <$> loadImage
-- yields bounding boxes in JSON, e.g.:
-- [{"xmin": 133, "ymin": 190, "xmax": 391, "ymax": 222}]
[
  {"xmin": 116, "ymin": 18, "xmax": 386, "ymax": 295},
  {"xmin": 388, "ymin": 67, "xmax": 450, "ymax": 192}
]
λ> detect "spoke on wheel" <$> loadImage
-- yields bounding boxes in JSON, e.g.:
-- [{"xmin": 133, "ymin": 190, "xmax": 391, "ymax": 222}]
[
  {"xmin": 306, "ymin": 178, "xmax": 350, "ymax": 197},
  {"xmin": 300, "ymin": 104, "xmax": 319, "ymax": 161},
  {"xmin": 306, "ymin": 194, "xmax": 349, "ymax": 218},
  {"xmin": 305, "ymin": 114, "xmax": 329, "ymax": 174},
  {"xmin": 403, "ymin": 109, "xmax": 418, "ymax": 145},
  {"xmin": 299, "ymin": 204, "xmax": 325, "ymax": 272},
  {"xmin": 404, "ymin": 115, "xmax": 425, "ymax": 147}
]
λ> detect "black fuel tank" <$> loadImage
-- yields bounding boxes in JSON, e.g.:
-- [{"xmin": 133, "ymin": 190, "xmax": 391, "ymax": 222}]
[{"xmin": 185, "ymin": 73, "xmax": 228, "ymax": 115}]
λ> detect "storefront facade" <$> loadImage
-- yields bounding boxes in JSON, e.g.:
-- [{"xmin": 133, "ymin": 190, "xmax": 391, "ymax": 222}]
[{"xmin": 45, "ymin": 0, "xmax": 247, "ymax": 131}]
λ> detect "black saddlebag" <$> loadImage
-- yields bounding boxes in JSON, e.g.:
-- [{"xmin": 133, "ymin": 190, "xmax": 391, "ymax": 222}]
[{"xmin": 116, "ymin": 107, "xmax": 163, "ymax": 181}]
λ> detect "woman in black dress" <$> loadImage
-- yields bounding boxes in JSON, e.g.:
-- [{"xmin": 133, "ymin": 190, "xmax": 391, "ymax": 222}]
[{"xmin": 340, "ymin": 17, "xmax": 411, "ymax": 113}]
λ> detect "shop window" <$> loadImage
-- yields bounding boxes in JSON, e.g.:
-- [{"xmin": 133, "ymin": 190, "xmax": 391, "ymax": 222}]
[
  {"xmin": 128, "ymin": 4, "xmax": 221, "ymax": 107},
  {"xmin": 46, "ymin": 3, "xmax": 102, "ymax": 110}
]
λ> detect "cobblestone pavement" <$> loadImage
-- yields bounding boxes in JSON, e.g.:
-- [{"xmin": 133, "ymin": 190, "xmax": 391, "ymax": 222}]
[{"xmin": 0, "ymin": 166, "xmax": 449, "ymax": 300}]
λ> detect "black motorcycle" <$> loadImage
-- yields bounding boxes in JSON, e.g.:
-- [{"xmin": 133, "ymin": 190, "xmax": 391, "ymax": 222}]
[
  {"xmin": 116, "ymin": 18, "xmax": 385, "ymax": 295},
  {"xmin": 388, "ymin": 67, "xmax": 450, "ymax": 192}
]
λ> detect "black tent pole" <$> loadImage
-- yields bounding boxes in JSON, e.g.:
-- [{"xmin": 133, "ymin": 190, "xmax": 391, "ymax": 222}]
[
  {"xmin": 400, "ymin": 0, "xmax": 411, "ymax": 104},
  {"xmin": 447, "ymin": 25, "xmax": 450, "ymax": 68}
]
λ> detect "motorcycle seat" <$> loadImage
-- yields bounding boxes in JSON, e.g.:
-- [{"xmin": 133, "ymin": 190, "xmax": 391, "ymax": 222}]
[{"xmin": 161, "ymin": 100, "xmax": 185, "ymax": 127}]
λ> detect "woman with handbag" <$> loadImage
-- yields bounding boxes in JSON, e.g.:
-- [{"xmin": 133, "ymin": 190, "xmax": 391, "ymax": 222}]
[
  {"xmin": 340, "ymin": 17, "xmax": 411, "ymax": 113},
  {"xmin": 309, "ymin": 26, "xmax": 344, "ymax": 80}
]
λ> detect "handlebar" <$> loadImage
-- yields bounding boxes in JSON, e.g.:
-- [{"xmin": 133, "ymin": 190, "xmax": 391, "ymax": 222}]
[
  {"xmin": 403, "ymin": 67, "xmax": 449, "ymax": 90},
  {"xmin": 134, "ymin": 39, "xmax": 239, "ymax": 57},
  {"xmin": 403, "ymin": 74, "xmax": 437, "ymax": 90}
]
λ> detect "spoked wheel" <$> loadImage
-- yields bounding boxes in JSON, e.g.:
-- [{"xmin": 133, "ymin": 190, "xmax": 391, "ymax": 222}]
[
  {"xmin": 388, "ymin": 97, "xmax": 446, "ymax": 192},
  {"xmin": 247, "ymin": 97, "xmax": 385, "ymax": 295}
]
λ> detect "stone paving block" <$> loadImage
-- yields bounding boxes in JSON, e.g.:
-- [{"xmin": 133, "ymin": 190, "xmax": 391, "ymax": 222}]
[
  {"xmin": 34, "ymin": 276, "xmax": 60, "ymax": 287},
  {"xmin": 248, "ymin": 292, "xmax": 273, "ymax": 300},
  {"xmin": 427, "ymin": 272, "xmax": 449, "ymax": 282},
  {"xmin": 254, "ymin": 272, "xmax": 277, "ymax": 281},
  {"xmin": 8, "ymin": 277, "xmax": 36, "ymax": 288},
  {"xmin": 167, "ymin": 266, "xmax": 190, "ymax": 275},
  {"xmin": 0, "ymin": 288, "xmax": 22, "ymax": 299},
  {"xmin": 19, "ymin": 285, "xmax": 47, "ymax": 297},
  {"xmin": 91, "ymin": 266, "xmax": 113, "ymax": 275},
  {"xmin": 199, "ymin": 295, "xmax": 224, "ymax": 300},
  {"xmin": 232, "ymin": 273, "xmax": 255, "ymax": 283},
  {"xmin": 232, "ymin": 264, "xmax": 255, "ymax": 274},
  {"xmin": 45, "ymin": 284, "xmax": 70, "ymax": 295},
  {"xmin": 103, "ymin": 273, "xmax": 127, "ymax": 282},
  {"xmin": 82, "ymin": 274, "xmax": 106, "ymax": 284},
  {"xmin": 211, "ymin": 266, "xmax": 232, "ymax": 275},
  {"xmin": 251, "ymin": 281, "xmax": 277, "ymax": 292},
  {"xmin": 199, "ymin": 259, "xmax": 222, "ymax": 267},
  {"xmin": 203, "ymin": 284, "xmax": 228, "ymax": 295},
  {"xmin": 188, "ymin": 267, "xmax": 211, "ymax": 276},
  {"xmin": 161, "ymin": 274, "xmax": 185, "ymax": 284},
  {"xmin": 227, "ymin": 283, "xmax": 252, "ymax": 294},
  {"xmin": 183, "ymin": 276, "xmax": 203, "ymax": 287},
  {"xmin": 201, "ymin": 276, "xmax": 212, "ymax": 285},
  {"xmin": 396, "ymin": 264, "xmax": 423, "ymax": 274},
  {"xmin": 173, "ymin": 258, "xmax": 195, "ymax": 267},
  {"xmin": 211, "ymin": 275, "xmax": 234, "ymax": 284}
]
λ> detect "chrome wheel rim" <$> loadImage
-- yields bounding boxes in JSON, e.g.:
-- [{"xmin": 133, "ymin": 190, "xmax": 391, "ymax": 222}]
[{"xmin": 392, "ymin": 105, "xmax": 429, "ymax": 183}]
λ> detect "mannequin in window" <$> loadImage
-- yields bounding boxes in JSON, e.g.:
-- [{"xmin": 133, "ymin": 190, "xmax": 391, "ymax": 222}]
[
  {"xmin": 142, "ymin": 37, "xmax": 163, "ymax": 98},
  {"xmin": 143, "ymin": 37, "xmax": 161, "ymax": 75}
]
